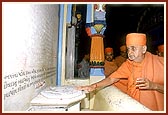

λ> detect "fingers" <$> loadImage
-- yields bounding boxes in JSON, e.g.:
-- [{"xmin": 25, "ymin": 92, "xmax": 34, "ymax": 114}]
[
  {"xmin": 136, "ymin": 78, "xmax": 149, "ymax": 89},
  {"xmin": 136, "ymin": 77, "xmax": 146, "ymax": 82},
  {"xmin": 136, "ymin": 82, "xmax": 148, "ymax": 89},
  {"xmin": 76, "ymin": 86, "xmax": 87, "ymax": 90},
  {"xmin": 76, "ymin": 86, "xmax": 92, "ymax": 93},
  {"xmin": 136, "ymin": 78, "xmax": 145, "ymax": 85}
]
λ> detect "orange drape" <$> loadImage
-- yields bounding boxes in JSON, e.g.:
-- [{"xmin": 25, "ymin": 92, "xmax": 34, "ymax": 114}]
[
  {"xmin": 104, "ymin": 59, "xmax": 128, "ymax": 93},
  {"xmin": 113, "ymin": 79, "xmax": 128, "ymax": 94},
  {"xmin": 90, "ymin": 34, "xmax": 104, "ymax": 63}
]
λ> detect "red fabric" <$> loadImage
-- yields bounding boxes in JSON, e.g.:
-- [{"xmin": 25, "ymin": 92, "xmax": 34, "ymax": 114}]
[
  {"xmin": 85, "ymin": 27, "xmax": 91, "ymax": 36},
  {"xmin": 105, "ymin": 47, "xmax": 113, "ymax": 54},
  {"xmin": 109, "ymin": 52, "xmax": 164, "ymax": 111}
]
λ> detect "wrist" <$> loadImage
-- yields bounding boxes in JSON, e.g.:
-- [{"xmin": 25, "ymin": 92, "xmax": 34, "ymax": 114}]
[
  {"xmin": 92, "ymin": 83, "xmax": 98, "ymax": 90},
  {"xmin": 153, "ymin": 83, "xmax": 158, "ymax": 90}
]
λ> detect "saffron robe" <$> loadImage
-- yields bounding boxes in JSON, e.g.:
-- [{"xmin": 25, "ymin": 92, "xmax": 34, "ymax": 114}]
[
  {"xmin": 113, "ymin": 55, "xmax": 128, "ymax": 93},
  {"xmin": 109, "ymin": 52, "xmax": 164, "ymax": 111},
  {"xmin": 104, "ymin": 59, "xmax": 128, "ymax": 93}
]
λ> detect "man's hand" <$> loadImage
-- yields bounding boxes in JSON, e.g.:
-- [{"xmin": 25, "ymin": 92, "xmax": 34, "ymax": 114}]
[
  {"xmin": 135, "ymin": 77, "xmax": 153, "ymax": 90},
  {"xmin": 76, "ymin": 84, "xmax": 97, "ymax": 93},
  {"xmin": 135, "ymin": 77, "xmax": 164, "ymax": 93}
]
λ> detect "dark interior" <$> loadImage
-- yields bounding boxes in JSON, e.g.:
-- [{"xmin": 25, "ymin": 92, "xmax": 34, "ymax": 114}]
[{"xmin": 75, "ymin": 4, "xmax": 164, "ymax": 61}]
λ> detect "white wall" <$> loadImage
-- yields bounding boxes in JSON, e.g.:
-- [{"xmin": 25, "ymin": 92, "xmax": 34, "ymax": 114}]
[{"xmin": 2, "ymin": 3, "xmax": 59, "ymax": 111}]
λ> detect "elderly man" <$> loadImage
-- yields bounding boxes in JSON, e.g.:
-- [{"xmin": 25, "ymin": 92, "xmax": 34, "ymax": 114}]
[{"xmin": 77, "ymin": 33, "xmax": 164, "ymax": 111}]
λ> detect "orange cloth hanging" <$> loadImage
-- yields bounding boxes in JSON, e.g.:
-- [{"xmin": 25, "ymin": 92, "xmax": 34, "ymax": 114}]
[{"xmin": 90, "ymin": 34, "xmax": 105, "ymax": 64}]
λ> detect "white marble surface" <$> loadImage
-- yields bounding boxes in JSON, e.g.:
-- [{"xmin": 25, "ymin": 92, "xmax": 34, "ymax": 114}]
[
  {"xmin": 41, "ymin": 85, "xmax": 84, "ymax": 99},
  {"xmin": 3, "ymin": 4, "xmax": 59, "ymax": 111},
  {"xmin": 30, "ymin": 86, "xmax": 86, "ymax": 106},
  {"xmin": 93, "ymin": 85, "xmax": 152, "ymax": 112}
]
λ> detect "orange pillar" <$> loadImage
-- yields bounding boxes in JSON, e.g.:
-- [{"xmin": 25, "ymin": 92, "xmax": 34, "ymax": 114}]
[{"xmin": 90, "ymin": 34, "xmax": 105, "ymax": 67}]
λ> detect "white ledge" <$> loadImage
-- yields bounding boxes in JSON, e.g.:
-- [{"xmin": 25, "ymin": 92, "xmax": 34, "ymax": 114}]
[{"xmin": 93, "ymin": 85, "xmax": 152, "ymax": 112}]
